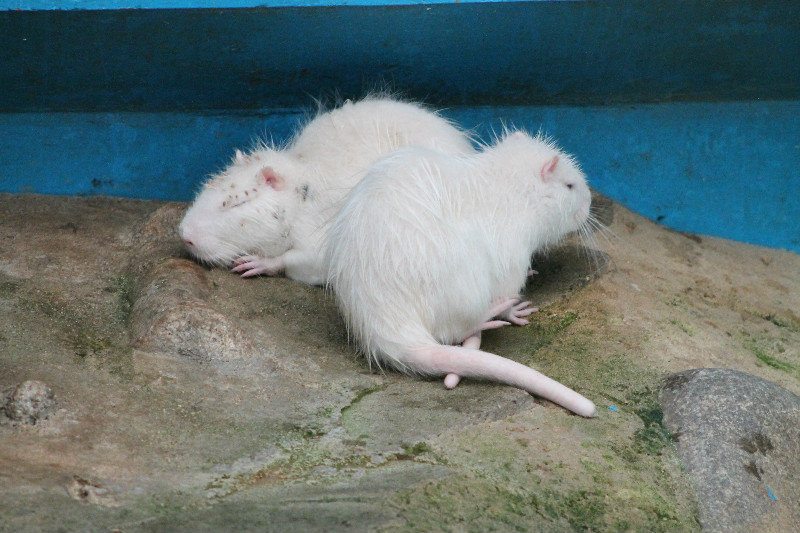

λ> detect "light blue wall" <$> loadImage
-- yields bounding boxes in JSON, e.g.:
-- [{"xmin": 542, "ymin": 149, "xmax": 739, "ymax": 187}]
[{"xmin": 3, "ymin": 101, "xmax": 798, "ymax": 251}]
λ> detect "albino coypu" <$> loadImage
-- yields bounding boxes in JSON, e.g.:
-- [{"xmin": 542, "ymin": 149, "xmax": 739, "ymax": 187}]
[
  {"xmin": 325, "ymin": 131, "xmax": 597, "ymax": 417},
  {"xmin": 178, "ymin": 96, "xmax": 475, "ymax": 285}
]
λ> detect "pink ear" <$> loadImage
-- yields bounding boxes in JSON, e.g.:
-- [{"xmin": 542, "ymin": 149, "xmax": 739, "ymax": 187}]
[
  {"xmin": 261, "ymin": 167, "xmax": 285, "ymax": 190},
  {"xmin": 541, "ymin": 156, "xmax": 559, "ymax": 182}
]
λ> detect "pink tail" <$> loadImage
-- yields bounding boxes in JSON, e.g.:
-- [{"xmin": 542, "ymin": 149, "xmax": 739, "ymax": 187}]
[{"xmin": 406, "ymin": 344, "xmax": 596, "ymax": 417}]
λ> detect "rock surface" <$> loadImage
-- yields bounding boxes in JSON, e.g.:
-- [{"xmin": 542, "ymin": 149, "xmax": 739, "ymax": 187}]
[
  {"xmin": 1, "ymin": 192, "xmax": 799, "ymax": 531},
  {"xmin": 660, "ymin": 368, "xmax": 800, "ymax": 533},
  {"xmin": 2, "ymin": 381, "xmax": 54, "ymax": 425},
  {"xmin": 131, "ymin": 257, "xmax": 259, "ymax": 362}
]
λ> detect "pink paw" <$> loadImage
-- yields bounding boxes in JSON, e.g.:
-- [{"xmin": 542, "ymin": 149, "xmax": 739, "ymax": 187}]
[
  {"xmin": 478, "ymin": 319, "xmax": 512, "ymax": 332},
  {"xmin": 485, "ymin": 297, "xmax": 520, "ymax": 320},
  {"xmin": 499, "ymin": 300, "xmax": 537, "ymax": 326},
  {"xmin": 231, "ymin": 255, "xmax": 282, "ymax": 278},
  {"xmin": 444, "ymin": 373, "xmax": 461, "ymax": 389},
  {"xmin": 485, "ymin": 297, "xmax": 537, "ymax": 327}
]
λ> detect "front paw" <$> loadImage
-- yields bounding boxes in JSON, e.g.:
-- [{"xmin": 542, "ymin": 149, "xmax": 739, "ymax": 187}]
[{"xmin": 231, "ymin": 255, "xmax": 284, "ymax": 278}]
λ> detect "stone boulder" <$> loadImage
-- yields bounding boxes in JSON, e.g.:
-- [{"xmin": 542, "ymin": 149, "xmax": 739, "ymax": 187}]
[{"xmin": 660, "ymin": 368, "xmax": 800, "ymax": 532}]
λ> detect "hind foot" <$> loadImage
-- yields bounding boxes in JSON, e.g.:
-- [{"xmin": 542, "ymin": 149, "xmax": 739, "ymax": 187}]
[
  {"xmin": 496, "ymin": 299, "xmax": 537, "ymax": 326},
  {"xmin": 485, "ymin": 297, "xmax": 537, "ymax": 327}
]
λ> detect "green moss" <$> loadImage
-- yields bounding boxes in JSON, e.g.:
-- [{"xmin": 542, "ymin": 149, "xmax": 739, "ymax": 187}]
[
  {"xmin": 0, "ymin": 280, "xmax": 19, "ymax": 295},
  {"xmin": 618, "ymin": 388, "xmax": 674, "ymax": 457},
  {"xmin": 107, "ymin": 275, "xmax": 136, "ymax": 324},
  {"xmin": 751, "ymin": 311, "xmax": 800, "ymax": 334},
  {"xmin": 633, "ymin": 425, "xmax": 672, "ymax": 456},
  {"xmin": 516, "ymin": 310, "xmax": 581, "ymax": 353},
  {"xmin": 396, "ymin": 441, "xmax": 432, "ymax": 460},
  {"xmin": 297, "ymin": 423, "xmax": 326, "ymax": 439},
  {"xmin": 752, "ymin": 345, "xmax": 793, "ymax": 372},
  {"xmin": 70, "ymin": 331, "xmax": 113, "ymax": 358},
  {"xmin": 557, "ymin": 311, "xmax": 579, "ymax": 329},
  {"xmin": 316, "ymin": 405, "xmax": 335, "ymax": 418},
  {"xmin": 343, "ymin": 435, "xmax": 369, "ymax": 447},
  {"xmin": 204, "ymin": 432, "xmax": 438, "ymax": 499},
  {"xmin": 66, "ymin": 327, "xmax": 136, "ymax": 380},
  {"xmin": 388, "ymin": 472, "xmax": 695, "ymax": 533},
  {"xmin": 668, "ymin": 318, "xmax": 694, "ymax": 336},
  {"xmin": 28, "ymin": 291, "xmax": 63, "ymax": 319},
  {"xmin": 665, "ymin": 295, "xmax": 687, "ymax": 309},
  {"xmin": 339, "ymin": 384, "xmax": 383, "ymax": 418},
  {"xmin": 212, "ymin": 448, "xmax": 377, "ymax": 497},
  {"xmin": 541, "ymin": 488, "xmax": 606, "ymax": 532},
  {"xmin": 404, "ymin": 442, "xmax": 431, "ymax": 455},
  {"xmin": 632, "ymin": 397, "xmax": 663, "ymax": 427},
  {"xmin": 743, "ymin": 337, "xmax": 796, "ymax": 374},
  {"xmin": 385, "ymin": 376, "xmax": 698, "ymax": 530}
]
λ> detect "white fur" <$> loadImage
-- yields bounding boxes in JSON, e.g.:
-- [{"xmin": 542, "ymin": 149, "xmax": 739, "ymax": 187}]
[
  {"xmin": 325, "ymin": 131, "xmax": 596, "ymax": 417},
  {"xmin": 179, "ymin": 96, "xmax": 475, "ymax": 284}
]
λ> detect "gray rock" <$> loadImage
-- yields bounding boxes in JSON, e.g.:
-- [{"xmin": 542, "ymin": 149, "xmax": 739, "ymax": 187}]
[
  {"xmin": 125, "ymin": 203, "xmax": 188, "ymax": 280},
  {"xmin": 130, "ymin": 258, "xmax": 258, "ymax": 362},
  {"xmin": 126, "ymin": 206, "xmax": 263, "ymax": 363},
  {"xmin": 659, "ymin": 368, "xmax": 800, "ymax": 532},
  {"xmin": 3, "ymin": 380, "xmax": 54, "ymax": 424}
]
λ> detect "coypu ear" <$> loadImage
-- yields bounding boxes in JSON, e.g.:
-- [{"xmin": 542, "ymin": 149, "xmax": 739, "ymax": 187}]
[
  {"xmin": 261, "ymin": 167, "xmax": 285, "ymax": 190},
  {"xmin": 541, "ymin": 156, "xmax": 559, "ymax": 182}
]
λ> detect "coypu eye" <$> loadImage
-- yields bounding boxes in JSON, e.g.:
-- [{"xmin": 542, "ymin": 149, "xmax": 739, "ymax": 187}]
[{"xmin": 565, "ymin": 183, "xmax": 574, "ymax": 190}]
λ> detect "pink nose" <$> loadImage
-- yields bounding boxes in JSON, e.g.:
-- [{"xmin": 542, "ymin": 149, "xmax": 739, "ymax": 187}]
[{"xmin": 179, "ymin": 224, "xmax": 194, "ymax": 247}]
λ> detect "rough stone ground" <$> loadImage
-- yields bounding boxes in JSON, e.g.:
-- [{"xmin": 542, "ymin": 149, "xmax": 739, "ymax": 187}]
[{"xmin": 0, "ymin": 192, "xmax": 798, "ymax": 532}]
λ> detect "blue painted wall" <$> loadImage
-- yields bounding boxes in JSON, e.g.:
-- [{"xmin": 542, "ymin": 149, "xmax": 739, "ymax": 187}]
[
  {"xmin": 0, "ymin": 1, "xmax": 798, "ymax": 252},
  {"xmin": 2, "ymin": 2, "xmax": 798, "ymax": 112},
  {"xmin": 3, "ymin": 101, "xmax": 798, "ymax": 251},
  {"xmin": 5, "ymin": 0, "xmax": 552, "ymax": 8}
]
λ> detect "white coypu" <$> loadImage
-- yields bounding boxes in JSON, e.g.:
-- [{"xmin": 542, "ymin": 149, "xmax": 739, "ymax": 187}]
[
  {"xmin": 325, "ymin": 131, "xmax": 597, "ymax": 417},
  {"xmin": 178, "ymin": 96, "xmax": 475, "ymax": 285}
]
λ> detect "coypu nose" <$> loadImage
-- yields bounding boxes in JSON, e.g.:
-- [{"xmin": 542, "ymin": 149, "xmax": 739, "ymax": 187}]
[{"xmin": 179, "ymin": 224, "xmax": 195, "ymax": 247}]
